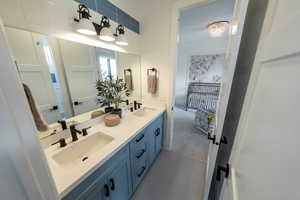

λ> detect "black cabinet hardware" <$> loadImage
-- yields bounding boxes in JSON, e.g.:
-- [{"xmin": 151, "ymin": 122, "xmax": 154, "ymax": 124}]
[
  {"xmin": 104, "ymin": 184, "xmax": 110, "ymax": 197},
  {"xmin": 135, "ymin": 134, "xmax": 145, "ymax": 143},
  {"xmin": 137, "ymin": 167, "xmax": 146, "ymax": 177},
  {"xmin": 49, "ymin": 105, "xmax": 58, "ymax": 112},
  {"xmin": 136, "ymin": 149, "xmax": 146, "ymax": 159},
  {"xmin": 216, "ymin": 136, "xmax": 228, "ymax": 145},
  {"xmin": 208, "ymin": 133, "xmax": 216, "ymax": 144},
  {"xmin": 74, "ymin": 101, "xmax": 83, "ymax": 106},
  {"xmin": 155, "ymin": 128, "xmax": 160, "ymax": 136},
  {"xmin": 109, "ymin": 178, "xmax": 115, "ymax": 191},
  {"xmin": 217, "ymin": 164, "xmax": 230, "ymax": 181},
  {"xmin": 51, "ymin": 138, "xmax": 67, "ymax": 148}
]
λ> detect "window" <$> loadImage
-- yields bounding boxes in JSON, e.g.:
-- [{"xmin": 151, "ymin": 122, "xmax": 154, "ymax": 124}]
[{"xmin": 99, "ymin": 56, "xmax": 117, "ymax": 79}]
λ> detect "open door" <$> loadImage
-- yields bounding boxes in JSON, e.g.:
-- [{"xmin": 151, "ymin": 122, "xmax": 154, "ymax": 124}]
[
  {"xmin": 203, "ymin": 0, "xmax": 250, "ymax": 199},
  {"xmin": 221, "ymin": 0, "xmax": 300, "ymax": 199}
]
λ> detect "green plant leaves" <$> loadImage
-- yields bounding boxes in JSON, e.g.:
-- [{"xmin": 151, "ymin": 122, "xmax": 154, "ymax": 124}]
[{"xmin": 96, "ymin": 76, "xmax": 130, "ymax": 109}]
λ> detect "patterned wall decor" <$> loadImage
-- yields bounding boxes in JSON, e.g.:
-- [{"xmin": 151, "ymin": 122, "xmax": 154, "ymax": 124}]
[
  {"xmin": 189, "ymin": 54, "xmax": 225, "ymax": 83},
  {"xmin": 75, "ymin": 0, "xmax": 140, "ymax": 34}
]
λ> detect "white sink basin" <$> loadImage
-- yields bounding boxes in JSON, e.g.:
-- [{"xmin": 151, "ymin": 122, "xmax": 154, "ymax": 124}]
[
  {"xmin": 133, "ymin": 107, "xmax": 156, "ymax": 117},
  {"xmin": 52, "ymin": 132, "xmax": 114, "ymax": 168}
]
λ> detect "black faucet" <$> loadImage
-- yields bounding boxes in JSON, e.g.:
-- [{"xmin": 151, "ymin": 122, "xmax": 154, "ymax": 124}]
[
  {"xmin": 134, "ymin": 101, "xmax": 142, "ymax": 110},
  {"xmin": 51, "ymin": 138, "xmax": 67, "ymax": 148},
  {"xmin": 70, "ymin": 125, "xmax": 81, "ymax": 142},
  {"xmin": 58, "ymin": 120, "xmax": 67, "ymax": 130},
  {"xmin": 82, "ymin": 127, "xmax": 91, "ymax": 136}
]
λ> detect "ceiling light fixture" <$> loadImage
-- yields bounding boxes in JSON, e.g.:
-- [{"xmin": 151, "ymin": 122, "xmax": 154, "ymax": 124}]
[
  {"xmin": 114, "ymin": 25, "xmax": 128, "ymax": 46},
  {"xmin": 94, "ymin": 16, "xmax": 115, "ymax": 42},
  {"xmin": 74, "ymin": 4, "xmax": 97, "ymax": 36},
  {"xmin": 207, "ymin": 21, "xmax": 229, "ymax": 37}
]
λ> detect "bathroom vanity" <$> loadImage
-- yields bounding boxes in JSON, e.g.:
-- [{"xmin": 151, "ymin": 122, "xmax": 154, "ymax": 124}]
[{"xmin": 43, "ymin": 107, "xmax": 165, "ymax": 200}]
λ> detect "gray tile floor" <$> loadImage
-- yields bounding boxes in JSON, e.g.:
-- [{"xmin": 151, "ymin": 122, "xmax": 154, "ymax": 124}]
[{"xmin": 131, "ymin": 107, "xmax": 209, "ymax": 200}]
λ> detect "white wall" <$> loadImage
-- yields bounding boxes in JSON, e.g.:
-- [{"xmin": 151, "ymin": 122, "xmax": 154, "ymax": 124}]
[
  {"xmin": 0, "ymin": 89, "xmax": 29, "ymax": 200},
  {"xmin": 137, "ymin": 0, "xmax": 173, "ymax": 103},
  {"xmin": 0, "ymin": 0, "xmax": 140, "ymax": 54}
]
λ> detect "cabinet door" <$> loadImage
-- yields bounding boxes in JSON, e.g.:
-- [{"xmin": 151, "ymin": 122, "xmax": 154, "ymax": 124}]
[
  {"xmin": 146, "ymin": 122, "xmax": 156, "ymax": 165},
  {"xmin": 79, "ymin": 177, "xmax": 108, "ymax": 200},
  {"xmin": 154, "ymin": 117, "xmax": 163, "ymax": 156},
  {"xmin": 107, "ymin": 156, "xmax": 132, "ymax": 200}
]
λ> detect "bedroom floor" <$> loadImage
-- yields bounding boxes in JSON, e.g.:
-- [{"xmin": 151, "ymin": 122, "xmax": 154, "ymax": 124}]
[
  {"xmin": 131, "ymin": 107, "xmax": 209, "ymax": 200},
  {"xmin": 172, "ymin": 106, "xmax": 209, "ymax": 162}
]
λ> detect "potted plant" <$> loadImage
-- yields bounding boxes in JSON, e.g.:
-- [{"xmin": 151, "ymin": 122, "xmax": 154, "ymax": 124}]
[{"xmin": 96, "ymin": 76, "xmax": 130, "ymax": 118}]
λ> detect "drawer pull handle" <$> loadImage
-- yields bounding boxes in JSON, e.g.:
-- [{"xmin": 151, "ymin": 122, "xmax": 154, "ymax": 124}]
[
  {"xmin": 155, "ymin": 128, "xmax": 160, "ymax": 136},
  {"xmin": 136, "ymin": 149, "xmax": 146, "ymax": 159},
  {"xmin": 137, "ymin": 167, "xmax": 146, "ymax": 177},
  {"xmin": 104, "ymin": 184, "xmax": 110, "ymax": 197},
  {"xmin": 135, "ymin": 134, "xmax": 145, "ymax": 143},
  {"xmin": 109, "ymin": 178, "xmax": 115, "ymax": 191}
]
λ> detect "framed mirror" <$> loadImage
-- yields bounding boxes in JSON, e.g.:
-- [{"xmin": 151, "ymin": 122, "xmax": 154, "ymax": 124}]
[{"xmin": 5, "ymin": 26, "xmax": 142, "ymax": 139}]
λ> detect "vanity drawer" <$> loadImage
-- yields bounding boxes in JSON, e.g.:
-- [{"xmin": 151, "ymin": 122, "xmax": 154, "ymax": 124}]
[
  {"xmin": 132, "ymin": 156, "xmax": 148, "ymax": 190},
  {"xmin": 131, "ymin": 130, "xmax": 147, "ymax": 160},
  {"xmin": 133, "ymin": 130, "xmax": 146, "ymax": 144}
]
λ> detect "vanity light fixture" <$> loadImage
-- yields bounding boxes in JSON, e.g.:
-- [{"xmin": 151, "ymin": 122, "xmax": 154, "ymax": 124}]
[
  {"xmin": 74, "ymin": 4, "xmax": 97, "ymax": 36},
  {"xmin": 114, "ymin": 25, "xmax": 128, "ymax": 46},
  {"xmin": 207, "ymin": 21, "xmax": 229, "ymax": 37},
  {"xmin": 94, "ymin": 16, "xmax": 115, "ymax": 42}
]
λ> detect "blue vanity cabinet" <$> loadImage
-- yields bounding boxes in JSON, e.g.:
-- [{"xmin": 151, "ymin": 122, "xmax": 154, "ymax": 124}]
[
  {"xmin": 147, "ymin": 115, "xmax": 164, "ymax": 165},
  {"xmin": 62, "ymin": 145, "xmax": 132, "ymax": 200},
  {"xmin": 106, "ymin": 154, "xmax": 132, "ymax": 200},
  {"xmin": 154, "ymin": 115, "xmax": 164, "ymax": 156},
  {"xmin": 63, "ymin": 113, "xmax": 164, "ymax": 200},
  {"xmin": 77, "ymin": 174, "xmax": 107, "ymax": 200},
  {"xmin": 130, "ymin": 129, "xmax": 149, "ymax": 191}
]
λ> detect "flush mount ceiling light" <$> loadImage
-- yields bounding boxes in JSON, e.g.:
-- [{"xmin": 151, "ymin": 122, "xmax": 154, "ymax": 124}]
[
  {"xmin": 74, "ymin": 4, "xmax": 97, "ymax": 36},
  {"xmin": 207, "ymin": 21, "xmax": 229, "ymax": 37},
  {"xmin": 94, "ymin": 16, "xmax": 115, "ymax": 42},
  {"xmin": 114, "ymin": 25, "xmax": 128, "ymax": 46}
]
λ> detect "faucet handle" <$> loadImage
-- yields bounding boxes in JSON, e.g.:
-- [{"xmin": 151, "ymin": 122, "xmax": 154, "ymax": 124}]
[
  {"xmin": 51, "ymin": 138, "xmax": 67, "ymax": 148},
  {"xmin": 82, "ymin": 127, "xmax": 91, "ymax": 136}
]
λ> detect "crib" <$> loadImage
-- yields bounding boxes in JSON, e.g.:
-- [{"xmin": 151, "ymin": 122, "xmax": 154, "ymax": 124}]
[{"xmin": 185, "ymin": 82, "xmax": 221, "ymax": 135}]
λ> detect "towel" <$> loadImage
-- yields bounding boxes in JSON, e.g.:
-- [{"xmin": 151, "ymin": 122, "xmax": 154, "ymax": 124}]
[
  {"xmin": 23, "ymin": 83, "xmax": 48, "ymax": 132},
  {"xmin": 147, "ymin": 74, "xmax": 157, "ymax": 94},
  {"xmin": 124, "ymin": 73, "xmax": 133, "ymax": 91}
]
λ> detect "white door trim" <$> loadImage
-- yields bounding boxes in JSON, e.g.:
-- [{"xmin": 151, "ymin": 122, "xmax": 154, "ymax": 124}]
[{"xmin": 0, "ymin": 18, "xmax": 59, "ymax": 200}]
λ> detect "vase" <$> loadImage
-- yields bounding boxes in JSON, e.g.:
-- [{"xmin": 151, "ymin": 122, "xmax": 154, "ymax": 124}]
[
  {"xmin": 104, "ymin": 106, "xmax": 114, "ymax": 113},
  {"xmin": 112, "ymin": 108, "xmax": 122, "ymax": 118}
]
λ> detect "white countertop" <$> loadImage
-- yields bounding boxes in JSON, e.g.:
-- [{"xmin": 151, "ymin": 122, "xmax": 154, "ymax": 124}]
[{"xmin": 44, "ymin": 106, "xmax": 165, "ymax": 198}]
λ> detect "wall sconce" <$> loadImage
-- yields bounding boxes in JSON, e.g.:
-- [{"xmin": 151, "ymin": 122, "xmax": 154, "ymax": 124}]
[
  {"xmin": 74, "ymin": 4, "xmax": 97, "ymax": 36},
  {"xmin": 94, "ymin": 16, "xmax": 115, "ymax": 42},
  {"xmin": 114, "ymin": 25, "xmax": 128, "ymax": 46}
]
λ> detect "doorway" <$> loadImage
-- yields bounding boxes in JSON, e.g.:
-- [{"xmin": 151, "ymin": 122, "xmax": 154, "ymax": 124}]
[{"xmin": 172, "ymin": 0, "xmax": 235, "ymax": 166}]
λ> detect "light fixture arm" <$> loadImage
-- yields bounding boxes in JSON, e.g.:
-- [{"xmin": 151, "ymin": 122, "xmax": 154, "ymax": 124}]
[{"xmin": 94, "ymin": 16, "xmax": 111, "ymax": 35}]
